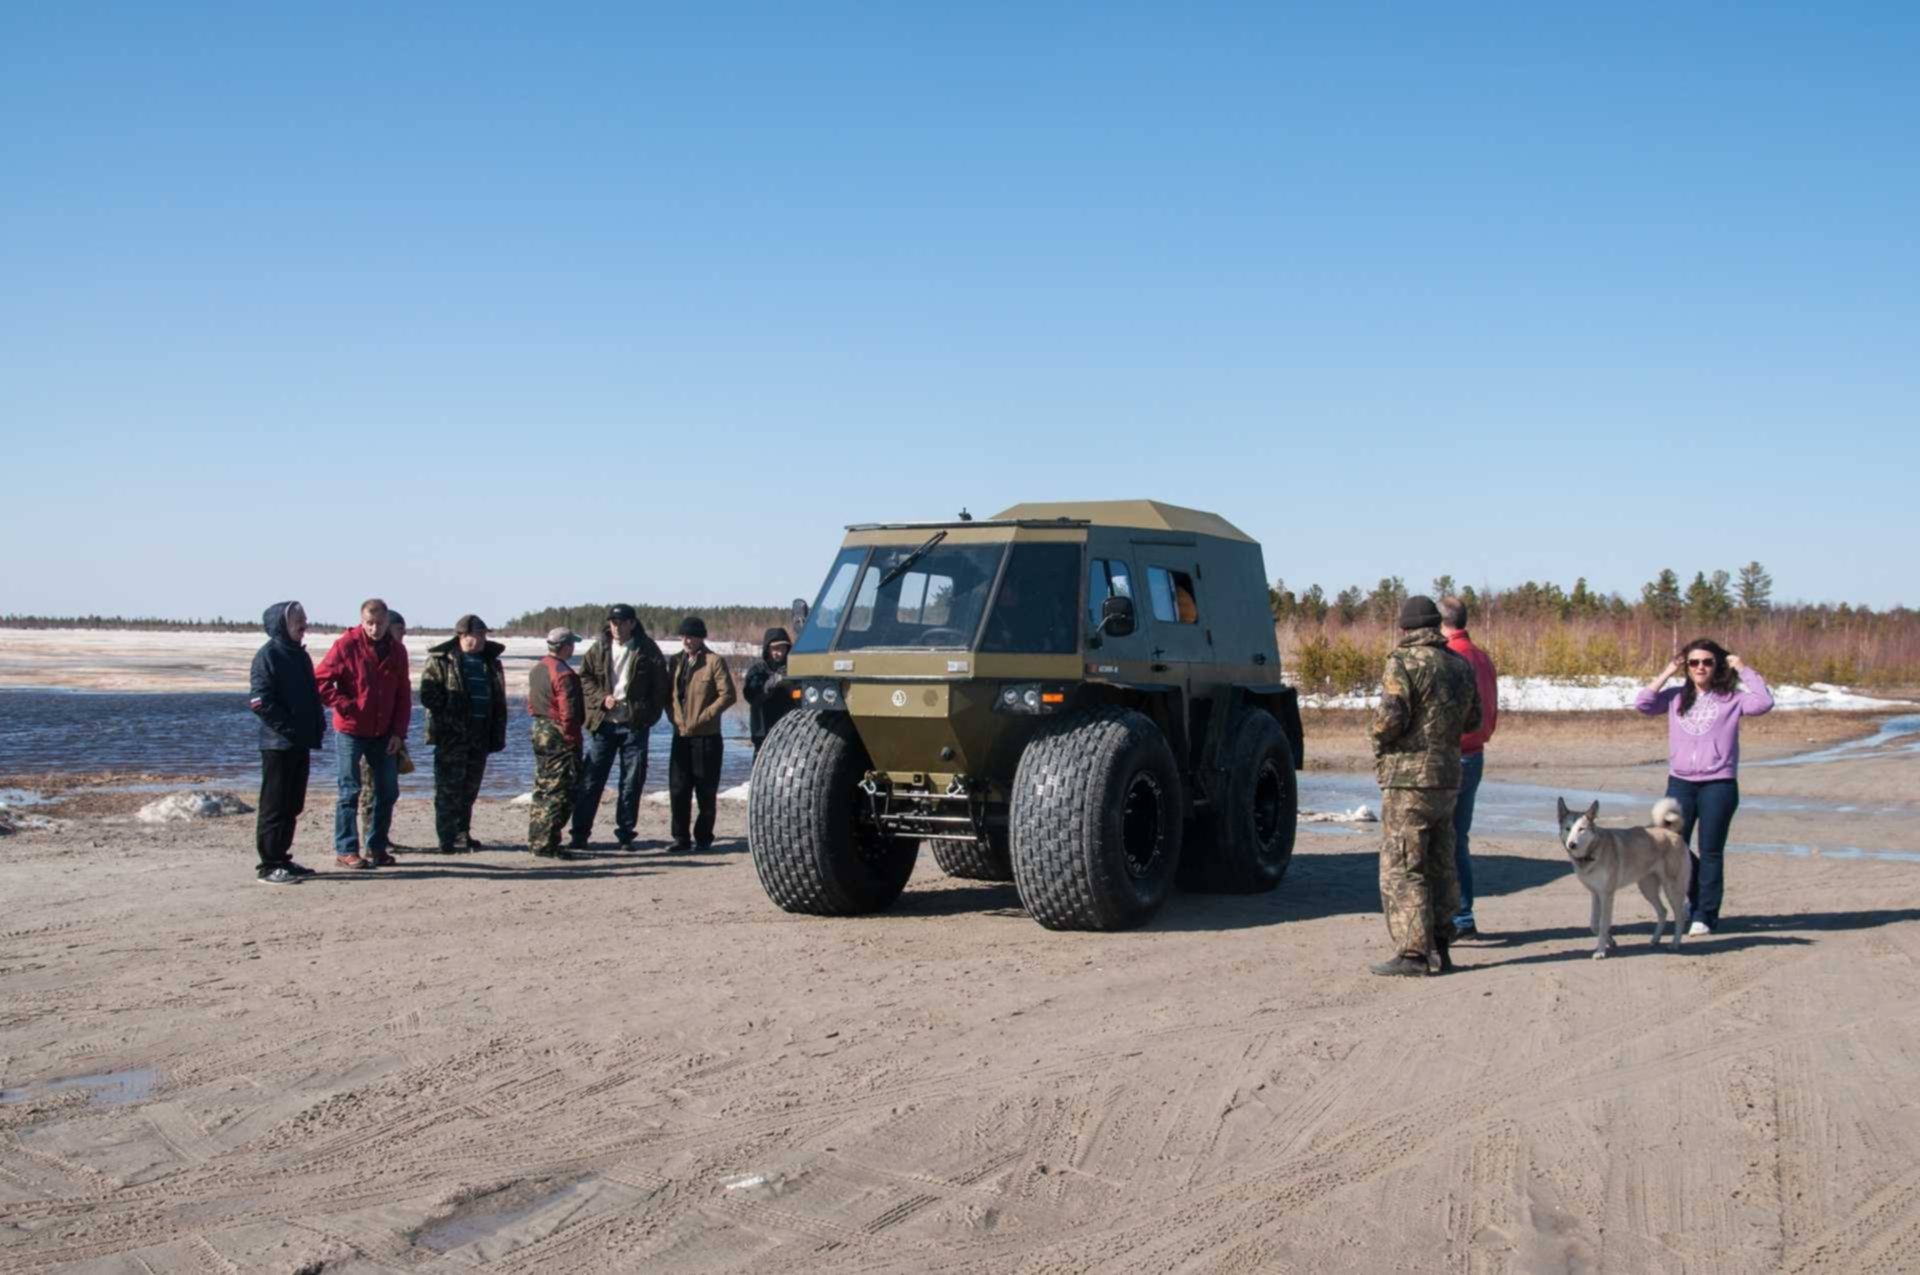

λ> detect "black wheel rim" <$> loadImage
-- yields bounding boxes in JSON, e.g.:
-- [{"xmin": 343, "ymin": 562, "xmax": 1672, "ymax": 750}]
[
  {"xmin": 1252, "ymin": 758, "xmax": 1285, "ymax": 853},
  {"xmin": 1121, "ymin": 772, "xmax": 1164, "ymax": 879}
]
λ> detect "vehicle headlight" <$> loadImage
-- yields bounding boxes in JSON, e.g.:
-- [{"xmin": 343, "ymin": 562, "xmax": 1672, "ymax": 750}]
[
  {"xmin": 805, "ymin": 686, "xmax": 821, "ymax": 704},
  {"xmin": 822, "ymin": 687, "xmax": 840, "ymax": 705},
  {"xmin": 993, "ymin": 684, "xmax": 1067, "ymax": 714}
]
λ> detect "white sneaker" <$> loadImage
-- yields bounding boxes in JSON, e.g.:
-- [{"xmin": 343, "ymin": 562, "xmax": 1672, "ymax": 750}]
[{"xmin": 1686, "ymin": 920, "xmax": 1711, "ymax": 937}]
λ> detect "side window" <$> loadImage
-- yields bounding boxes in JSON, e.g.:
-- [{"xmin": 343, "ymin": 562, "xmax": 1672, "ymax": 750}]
[
  {"xmin": 1087, "ymin": 557, "xmax": 1135, "ymax": 628},
  {"xmin": 845, "ymin": 563, "xmax": 881, "ymax": 633},
  {"xmin": 793, "ymin": 548, "xmax": 865, "ymax": 653},
  {"xmin": 1146, "ymin": 566, "xmax": 1199, "ymax": 625}
]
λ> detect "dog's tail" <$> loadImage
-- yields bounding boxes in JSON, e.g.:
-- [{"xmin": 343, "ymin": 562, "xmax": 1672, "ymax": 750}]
[{"xmin": 1651, "ymin": 797, "xmax": 1685, "ymax": 832}]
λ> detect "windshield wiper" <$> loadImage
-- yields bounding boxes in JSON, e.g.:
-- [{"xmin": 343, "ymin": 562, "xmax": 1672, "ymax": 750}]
[{"xmin": 878, "ymin": 530, "xmax": 948, "ymax": 589}]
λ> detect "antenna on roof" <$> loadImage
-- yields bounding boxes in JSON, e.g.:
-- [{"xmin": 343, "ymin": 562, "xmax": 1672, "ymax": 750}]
[{"xmin": 958, "ymin": 508, "xmax": 973, "ymax": 522}]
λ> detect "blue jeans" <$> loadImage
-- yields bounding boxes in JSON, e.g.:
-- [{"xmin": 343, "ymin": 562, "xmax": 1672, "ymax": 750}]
[
  {"xmin": 573, "ymin": 721, "xmax": 648, "ymax": 844},
  {"xmin": 1451, "ymin": 750, "xmax": 1484, "ymax": 925},
  {"xmin": 1667, "ymin": 776, "xmax": 1740, "ymax": 927},
  {"xmin": 335, "ymin": 735, "xmax": 398, "ymax": 857}
]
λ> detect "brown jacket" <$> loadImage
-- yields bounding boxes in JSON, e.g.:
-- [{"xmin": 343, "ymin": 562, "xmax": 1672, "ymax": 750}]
[
  {"xmin": 579, "ymin": 627, "xmax": 670, "ymax": 734},
  {"xmin": 667, "ymin": 646, "xmax": 737, "ymax": 737}
]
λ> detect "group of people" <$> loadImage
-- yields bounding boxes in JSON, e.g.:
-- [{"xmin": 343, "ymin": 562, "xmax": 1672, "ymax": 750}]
[
  {"xmin": 1369, "ymin": 593, "xmax": 1771, "ymax": 976},
  {"xmin": 249, "ymin": 591, "xmax": 1770, "ymax": 931},
  {"xmin": 245, "ymin": 599, "xmax": 798, "ymax": 884}
]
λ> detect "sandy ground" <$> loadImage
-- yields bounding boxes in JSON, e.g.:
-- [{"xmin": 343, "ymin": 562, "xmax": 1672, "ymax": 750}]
[{"xmin": 4, "ymin": 711, "xmax": 1920, "ymax": 1273}]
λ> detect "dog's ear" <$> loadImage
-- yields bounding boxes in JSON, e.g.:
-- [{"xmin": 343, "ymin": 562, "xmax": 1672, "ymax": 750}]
[
  {"xmin": 1586, "ymin": 800, "xmax": 1600, "ymax": 823},
  {"xmin": 1557, "ymin": 797, "xmax": 1569, "ymax": 820}
]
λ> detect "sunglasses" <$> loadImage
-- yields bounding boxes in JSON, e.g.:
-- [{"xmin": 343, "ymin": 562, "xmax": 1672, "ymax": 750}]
[{"xmin": 1686, "ymin": 657, "xmax": 1717, "ymax": 668}]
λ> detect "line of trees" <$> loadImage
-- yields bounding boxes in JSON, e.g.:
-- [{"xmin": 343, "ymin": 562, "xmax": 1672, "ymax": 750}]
[
  {"xmin": 1268, "ymin": 562, "xmax": 1792, "ymax": 629},
  {"xmin": 0, "ymin": 614, "xmax": 336, "ymax": 633},
  {"xmin": 499, "ymin": 603, "xmax": 796, "ymax": 645},
  {"xmin": 1271, "ymin": 563, "xmax": 1919, "ymax": 692}
]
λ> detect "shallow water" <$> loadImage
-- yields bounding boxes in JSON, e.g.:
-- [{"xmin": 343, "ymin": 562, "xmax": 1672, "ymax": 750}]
[
  {"xmin": 414, "ymin": 1176, "xmax": 596, "ymax": 1254},
  {"xmin": 0, "ymin": 689, "xmax": 755, "ymax": 798},
  {"xmin": 0, "ymin": 1068, "xmax": 158, "ymax": 1107},
  {"xmin": 1300, "ymin": 771, "xmax": 1918, "ymax": 862},
  {"xmin": 1747, "ymin": 714, "xmax": 1920, "ymax": 769}
]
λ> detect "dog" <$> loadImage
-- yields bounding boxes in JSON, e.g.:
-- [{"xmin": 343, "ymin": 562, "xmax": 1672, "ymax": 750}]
[{"xmin": 1555, "ymin": 797, "xmax": 1692, "ymax": 959}]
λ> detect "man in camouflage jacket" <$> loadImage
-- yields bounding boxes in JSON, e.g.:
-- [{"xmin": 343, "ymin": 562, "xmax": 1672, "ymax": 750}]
[
  {"xmin": 526, "ymin": 629, "xmax": 586, "ymax": 859},
  {"xmin": 419, "ymin": 614, "xmax": 510, "ymax": 853},
  {"xmin": 1370, "ymin": 595, "xmax": 1483, "ymax": 977}
]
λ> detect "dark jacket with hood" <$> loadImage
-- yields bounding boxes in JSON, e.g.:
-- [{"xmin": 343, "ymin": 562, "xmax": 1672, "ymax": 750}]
[
  {"xmin": 742, "ymin": 627, "xmax": 795, "ymax": 744},
  {"xmin": 579, "ymin": 623, "xmax": 670, "ymax": 734},
  {"xmin": 249, "ymin": 602, "xmax": 326, "ymax": 751},
  {"xmin": 419, "ymin": 637, "xmax": 510, "ymax": 753}
]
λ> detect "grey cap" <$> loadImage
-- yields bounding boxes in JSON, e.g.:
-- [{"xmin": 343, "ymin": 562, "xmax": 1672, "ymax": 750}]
[
  {"xmin": 454, "ymin": 613, "xmax": 488, "ymax": 635},
  {"xmin": 546, "ymin": 627, "xmax": 583, "ymax": 648}
]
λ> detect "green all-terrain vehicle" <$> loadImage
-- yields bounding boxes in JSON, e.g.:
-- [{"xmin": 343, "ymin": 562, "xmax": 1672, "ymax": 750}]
[{"xmin": 747, "ymin": 501, "xmax": 1304, "ymax": 931}]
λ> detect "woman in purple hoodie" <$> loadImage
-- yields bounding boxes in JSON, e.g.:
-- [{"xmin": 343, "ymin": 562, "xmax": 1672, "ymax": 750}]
[{"xmin": 1634, "ymin": 637, "xmax": 1774, "ymax": 935}]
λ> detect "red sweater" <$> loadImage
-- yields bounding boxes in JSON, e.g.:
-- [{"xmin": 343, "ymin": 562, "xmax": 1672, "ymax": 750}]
[
  {"xmin": 314, "ymin": 627, "xmax": 413, "ymax": 740},
  {"xmin": 1447, "ymin": 630, "xmax": 1498, "ymax": 755}
]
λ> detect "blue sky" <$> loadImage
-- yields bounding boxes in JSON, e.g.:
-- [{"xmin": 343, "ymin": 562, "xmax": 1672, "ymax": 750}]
[{"xmin": 3, "ymin": 3, "xmax": 1915, "ymax": 624}]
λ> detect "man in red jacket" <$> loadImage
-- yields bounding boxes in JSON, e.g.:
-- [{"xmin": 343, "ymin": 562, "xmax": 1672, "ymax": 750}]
[
  {"xmin": 1441, "ymin": 596, "xmax": 1499, "ymax": 937},
  {"xmin": 314, "ymin": 598, "xmax": 413, "ymax": 870},
  {"xmin": 527, "ymin": 628, "xmax": 585, "ymax": 860}
]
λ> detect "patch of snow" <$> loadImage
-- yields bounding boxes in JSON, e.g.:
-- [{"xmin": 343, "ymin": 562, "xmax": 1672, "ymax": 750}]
[
  {"xmin": 508, "ymin": 792, "xmax": 533, "ymax": 807},
  {"xmin": 1302, "ymin": 675, "xmax": 1914, "ymax": 713},
  {"xmin": 648, "ymin": 784, "xmax": 751, "ymax": 806},
  {"xmin": 1302, "ymin": 805, "xmax": 1377, "ymax": 824},
  {"xmin": 135, "ymin": 790, "xmax": 253, "ymax": 824}
]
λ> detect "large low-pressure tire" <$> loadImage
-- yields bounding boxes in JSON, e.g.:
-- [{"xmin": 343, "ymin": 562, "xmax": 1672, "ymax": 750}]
[
  {"xmin": 927, "ymin": 830, "xmax": 1013, "ymax": 882},
  {"xmin": 1178, "ymin": 710, "xmax": 1298, "ymax": 894},
  {"xmin": 749, "ymin": 711, "xmax": 918, "ymax": 915},
  {"xmin": 1010, "ymin": 707, "xmax": 1184, "ymax": 931}
]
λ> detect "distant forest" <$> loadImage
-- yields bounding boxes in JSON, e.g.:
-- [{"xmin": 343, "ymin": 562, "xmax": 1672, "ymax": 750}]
[
  {"xmin": 498, "ymin": 604, "xmax": 799, "ymax": 645},
  {"xmin": 0, "ymin": 614, "xmax": 335, "ymax": 633},
  {"xmin": 1272, "ymin": 563, "xmax": 1920, "ymax": 690}
]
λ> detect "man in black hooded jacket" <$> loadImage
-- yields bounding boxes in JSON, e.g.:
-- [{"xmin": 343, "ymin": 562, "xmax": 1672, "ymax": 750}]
[
  {"xmin": 248, "ymin": 601, "xmax": 327, "ymax": 883},
  {"xmin": 742, "ymin": 627, "xmax": 795, "ymax": 752}
]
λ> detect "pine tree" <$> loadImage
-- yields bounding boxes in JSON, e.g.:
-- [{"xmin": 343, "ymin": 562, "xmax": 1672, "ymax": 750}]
[
  {"xmin": 1366, "ymin": 576, "xmax": 1408, "ymax": 624},
  {"xmin": 1569, "ymin": 577, "xmax": 1601, "ymax": 617},
  {"xmin": 1431, "ymin": 574, "xmax": 1457, "ymax": 601},
  {"xmin": 1299, "ymin": 584, "xmax": 1329, "ymax": 623},
  {"xmin": 1334, "ymin": 586, "xmax": 1366, "ymax": 624},
  {"xmin": 1642, "ymin": 569, "xmax": 1682, "ymax": 623},
  {"xmin": 1736, "ymin": 561, "xmax": 1773, "ymax": 616},
  {"xmin": 1684, "ymin": 571, "xmax": 1732, "ymax": 625}
]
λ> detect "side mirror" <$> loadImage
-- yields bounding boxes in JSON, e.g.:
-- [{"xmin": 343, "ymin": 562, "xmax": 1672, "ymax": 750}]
[{"xmin": 1096, "ymin": 594, "xmax": 1136, "ymax": 640}]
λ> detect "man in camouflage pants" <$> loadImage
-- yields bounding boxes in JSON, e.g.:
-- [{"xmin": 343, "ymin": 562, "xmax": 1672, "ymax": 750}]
[
  {"xmin": 1370, "ymin": 595, "xmax": 1483, "ymax": 977},
  {"xmin": 419, "ymin": 614, "xmax": 509, "ymax": 853},
  {"xmin": 526, "ymin": 628, "xmax": 585, "ymax": 860}
]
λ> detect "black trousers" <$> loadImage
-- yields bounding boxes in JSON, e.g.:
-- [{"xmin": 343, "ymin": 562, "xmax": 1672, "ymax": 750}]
[
  {"xmin": 257, "ymin": 748, "xmax": 311, "ymax": 874},
  {"xmin": 669, "ymin": 733, "xmax": 725, "ymax": 846}
]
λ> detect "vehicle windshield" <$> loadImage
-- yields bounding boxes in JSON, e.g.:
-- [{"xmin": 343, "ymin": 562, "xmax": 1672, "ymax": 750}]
[
  {"xmin": 836, "ymin": 543, "xmax": 1006, "ymax": 650},
  {"xmin": 979, "ymin": 542, "xmax": 1082, "ymax": 654}
]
